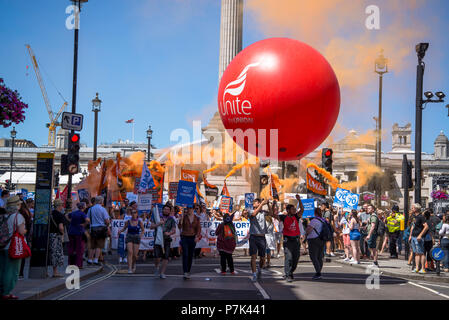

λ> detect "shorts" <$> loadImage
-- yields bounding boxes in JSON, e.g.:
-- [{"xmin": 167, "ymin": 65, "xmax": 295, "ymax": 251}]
[
  {"xmin": 343, "ymin": 234, "xmax": 351, "ymax": 247},
  {"xmin": 126, "ymin": 233, "xmax": 141, "ymax": 245},
  {"xmin": 89, "ymin": 236, "xmax": 105, "ymax": 249},
  {"xmin": 274, "ymin": 233, "xmax": 283, "ymax": 244},
  {"xmin": 367, "ymin": 234, "xmax": 378, "ymax": 249},
  {"xmin": 154, "ymin": 240, "xmax": 171, "ymax": 260},
  {"xmin": 411, "ymin": 237, "xmax": 425, "ymax": 254},
  {"xmin": 249, "ymin": 235, "xmax": 266, "ymax": 257}
]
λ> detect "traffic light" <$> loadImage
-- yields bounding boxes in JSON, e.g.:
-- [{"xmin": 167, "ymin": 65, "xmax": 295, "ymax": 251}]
[
  {"xmin": 60, "ymin": 154, "xmax": 69, "ymax": 175},
  {"xmin": 286, "ymin": 164, "xmax": 298, "ymax": 177},
  {"xmin": 54, "ymin": 171, "xmax": 60, "ymax": 188},
  {"xmin": 402, "ymin": 155, "xmax": 413, "ymax": 189},
  {"xmin": 67, "ymin": 132, "xmax": 80, "ymax": 174},
  {"xmin": 322, "ymin": 148, "xmax": 333, "ymax": 174}
]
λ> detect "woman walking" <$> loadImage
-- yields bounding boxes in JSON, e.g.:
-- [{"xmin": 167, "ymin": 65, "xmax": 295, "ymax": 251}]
[
  {"xmin": 0, "ymin": 196, "xmax": 27, "ymax": 300},
  {"xmin": 339, "ymin": 210, "xmax": 351, "ymax": 261},
  {"xmin": 264, "ymin": 214, "xmax": 276, "ymax": 268},
  {"xmin": 216, "ymin": 213, "xmax": 237, "ymax": 274},
  {"xmin": 349, "ymin": 209, "xmax": 361, "ymax": 264},
  {"xmin": 66, "ymin": 202, "xmax": 90, "ymax": 269},
  {"xmin": 49, "ymin": 199, "xmax": 66, "ymax": 277},
  {"xmin": 119, "ymin": 209, "xmax": 144, "ymax": 273},
  {"xmin": 178, "ymin": 206, "xmax": 201, "ymax": 279}
]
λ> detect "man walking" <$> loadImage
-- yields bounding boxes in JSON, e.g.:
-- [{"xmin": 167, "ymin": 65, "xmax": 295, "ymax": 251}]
[
  {"xmin": 409, "ymin": 203, "xmax": 429, "ymax": 273},
  {"xmin": 274, "ymin": 195, "xmax": 304, "ymax": 282},
  {"xmin": 366, "ymin": 205, "xmax": 379, "ymax": 266},
  {"xmin": 248, "ymin": 198, "xmax": 272, "ymax": 282},
  {"xmin": 152, "ymin": 204, "xmax": 176, "ymax": 279},
  {"xmin": 87, "ymin": 196, "xmax": 110, "ymax": 266},
  {"xmin": 386, "ymin": 206, "xmax": 401, "ymax": 258},
  {"xmin": 358, "ymin": 204, "xmax": 370, "ymax": 259},
  {"xmin": 305, "ymin": 208, "xmax": 328, "ymax": 280}
]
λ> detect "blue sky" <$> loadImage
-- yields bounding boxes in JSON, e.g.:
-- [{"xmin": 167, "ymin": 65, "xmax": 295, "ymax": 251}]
[{"xmin": 0, "ymin": 0, "xmax": 448, "ymax": 154}]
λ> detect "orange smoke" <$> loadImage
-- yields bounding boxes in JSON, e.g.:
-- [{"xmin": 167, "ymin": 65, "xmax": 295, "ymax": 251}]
[
  {"xmin": 203, "ymin": 164, "xmax": 220, "ymax": 174},
  {"xmin": 224, "ymin": 156, "xmax": 259, "ymax": 180}
]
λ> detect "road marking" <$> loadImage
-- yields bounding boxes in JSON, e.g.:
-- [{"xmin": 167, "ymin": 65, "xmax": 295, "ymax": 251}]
[
  {"xmin": 251, "ymin": 278, "xmax": 270, "ymax": 300},
  {"xmin": 55, "ymin": 263, "xmax": 117, "ymax": 300},
  {"xmin": 408, "ymin": 281, "xmax": 449, "ymax": 299},
  {"xmin": 418, "ymin": 282, "xmax": 449, "ymax": 289}
]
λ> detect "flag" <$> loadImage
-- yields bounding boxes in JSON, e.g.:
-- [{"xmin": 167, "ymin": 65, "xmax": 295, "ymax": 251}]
[
  {"xmin": 138, "ymin": 161, "xmax": 155, "ymax": 193},
  {"xmin": 306, "ymin": 168, "xmax": 326, "ymax": 196},
  {"xmin": 203, "ymin": 175, "xmax": 218, "ymax": 197},
  {"xmin": 221, "ymin": 181, "xmax": 230, "ymax": 197},
  {"xmin": 125, "ymin": 119, "xmax": 134, "ymax": 123},
  {"xmin": 60, "ymin": 185, "xmax": 68, "ymax": 206}
]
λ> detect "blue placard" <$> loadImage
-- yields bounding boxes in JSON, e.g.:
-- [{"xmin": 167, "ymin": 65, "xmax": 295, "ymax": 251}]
[
  {"xmin": 118, "ymin": 233, "xmax": 126, "ymax": 258},
  {"xmin": 245, "ymin": 193, "xmax": 254, "ymax": 210},
  {"xmin": 431, "ymin": 247, "xmax": 445, "ymax": 261},
  {"xmin": 301, "ymin": 199, "xmax": 315, "ymax": 218},
  {"xmin": 344, "ymin": 192, "xmax": 360, "ymax": 210},
  {"xmin": 175, "ymin": 180, "xmax": 197, "ymax": 207},
  {"xmin": 334, "ymin": 188, "xmax": 350, "ymax": 207}
]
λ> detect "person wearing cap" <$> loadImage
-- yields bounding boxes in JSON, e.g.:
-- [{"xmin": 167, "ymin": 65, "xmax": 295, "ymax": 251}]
[
  {"xmin": 0, "ymin": 195, "xmax": 26, "ymax": 300},
  {"xmin": 386, "ymin": 205, "xmax": 401, "ymax": 258},
  {"xmin": 49, "ymin": 199, "xmax": 66, "ymax": 277}
]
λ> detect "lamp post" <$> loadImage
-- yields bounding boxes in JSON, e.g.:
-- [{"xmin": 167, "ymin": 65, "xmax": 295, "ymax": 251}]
[
  {"xmin": 374, "ymin": 49, "xmax": 388, "ymax": 208},
  {"xmin": 9, "ymin": 126, "xmax": 17, "ymax": 191},
  {"xmin": 414, "ymin": 43, "xmax": 446, "ymax": 205},
  {"xmin": 92, "ymin": 92, "xmax": 102, "ymax": 160},
  {"xmin": 146, "ymin": 125, "xmax": 153, "ymax": 161}
]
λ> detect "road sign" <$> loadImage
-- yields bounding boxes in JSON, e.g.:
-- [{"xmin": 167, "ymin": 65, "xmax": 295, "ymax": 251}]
[
  {"xmin": 62, "ymin": 112, "xmax": 84, "ymax": 131},
  {"xmin": 431, "ymin": 247, "xmax": 444, "ymax": 261}
]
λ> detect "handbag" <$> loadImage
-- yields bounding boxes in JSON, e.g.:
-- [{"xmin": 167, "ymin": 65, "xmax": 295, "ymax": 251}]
[
  {"xmin": 349, "ymin": 229, "xmax": 361, "ymax": 241},
  {"xmin": 9, "ymin": 213, "xmax": 31, "ymax": 259}
]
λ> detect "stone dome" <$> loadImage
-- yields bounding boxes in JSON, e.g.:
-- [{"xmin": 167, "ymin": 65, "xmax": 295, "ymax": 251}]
[{"xmin": 435, "ymin": 131, "xmax": 449, "ymax": 144}]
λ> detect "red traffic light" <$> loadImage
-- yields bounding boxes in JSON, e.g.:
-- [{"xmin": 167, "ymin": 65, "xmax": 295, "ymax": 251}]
[
  {"xmin": 325, "ymin": 149, "xmax": 332, "ymax": 157},
  {"xmin": 71, "ymin": 134, "xmax": 80, "ymax": 143}
]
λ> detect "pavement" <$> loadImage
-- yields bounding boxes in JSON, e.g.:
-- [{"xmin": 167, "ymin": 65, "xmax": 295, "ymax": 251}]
[
  {"xmin": 11, "ymin": 254, "xmax": 103, "ymax": 300},
  {"xmin": 332, "ymin": 251, "xmax": 449, "ymax": 283}
]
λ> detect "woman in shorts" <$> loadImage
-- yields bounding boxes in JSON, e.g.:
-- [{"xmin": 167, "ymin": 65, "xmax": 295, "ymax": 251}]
[{"xmin": 119, "ymin": 209, "xmax": 144, "ymax": 273}]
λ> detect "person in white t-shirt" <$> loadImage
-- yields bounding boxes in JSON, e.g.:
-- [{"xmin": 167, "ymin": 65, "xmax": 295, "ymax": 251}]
[{"xmin": 339, "ymin": 209, "xmax": 352, "ymax": 261}]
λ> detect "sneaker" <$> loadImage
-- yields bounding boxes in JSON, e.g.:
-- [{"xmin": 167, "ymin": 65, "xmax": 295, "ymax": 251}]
[
  {"xmin": 251, "ymin": 273, "xmax": 257, "ymax": 282},
  {"xmin": 154, "ymin": 269, "xmax": 160, "ymax": 277},
  {"xmin": 419, "ymin": 269, "xmax": 426, "ymax": 274},
  {"xmin": 276, "ymin": 254, "xmax": 280, "ymax": 259},
  {"xmin": 412, "ymin": 269, "xmax": 418, "ymax": 273},
  {"xmin": 160, "ymin": 274, "xmax": 166, "ymax": 279},
  {"xmin": 330, "ymin": 253, "xmax": 336, "ymax": 257},
  {"xmin": 343, "ymin": 258, "xmax": 350, "ymax": 262},
  {"xmin": 349, "ymin": 257, "xmax": 355, "ymax": 263},
  {"xmin": 312, "ymin": 274, "xmax": 322, "ymax": 280},
  {"xmin": 356, "ymin": 261, "xmax": 361, "ymax": 264},
  {"xmin": 373, "ymin": 261, "xmax": 379, "ymax": 267},
  {"xmin": 183, "ymin": 272, "xmax": 188, "ymax": 280},
  {"xmin": 87, "ymin": 260, "xmax": 93, "ymax": 265},
  {"xmin": 124, "ymin": 258, "xmax": 128, "ymax": 263},
  {"xmin": 119, "ymin": 257, "xmax": 123, "ymax": 263},
  {"xmin": 128, "ymin": 269, "xmax": 133, "ymax": 274},
  {"xmin": 287, "ymin": 276, "xmax": 293, "ymax": 283}
]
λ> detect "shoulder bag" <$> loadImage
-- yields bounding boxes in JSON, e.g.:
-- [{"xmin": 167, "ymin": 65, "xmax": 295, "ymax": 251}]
[{"xmin": 9, "ymin": 213, "xmax": 31, "ymax": 259}]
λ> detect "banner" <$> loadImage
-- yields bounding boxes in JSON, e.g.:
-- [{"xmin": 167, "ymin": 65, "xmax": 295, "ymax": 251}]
[
  {"xmin": 169, "ymin": 182, "xmax": 178, "ymax": 199},
  {"xmin": 334, "ymin": 188, "xmax": 350, "ymax": 207},
  {"xmin": 175, "ymin": 180, "xmax": 196, "ymax": 207},
  {"xmin": 203, "ymin": 176, "xmax": 219, "ymax": 197},
  {"xmin": 344, "ymin": 192, "xmax": 360, "ymax": 210},
  {"xmin": 137, "ymin": 193, "xmax": 152, "ymax": 216},
  {"xmin": 301, "ymin": 198, "xmax": 315, "ymax": 218},
  {"xmin": 221, "ymin": 181, "xmax": 230, "ymax": 197},
  {"xmin": 181, "ymin": 169, "xmax": 199, "ymax": 182},
  {"xmin": 195, "ymin": 220, "xmax": 250, "ymax": 249},
  {"xmin": 111, "ymin": 219, "xmax": 155, "ymax": 250},
  {"xmin": 245, "ymin": 193, "xmax": 255, "ymax": 209},
  {"xmin": 306, "ymin": 169, "xmax": 326, "ymax": 195},
  {"xmin": 219, "ymin": 195, "xmax": 232, "ymax": 213}
]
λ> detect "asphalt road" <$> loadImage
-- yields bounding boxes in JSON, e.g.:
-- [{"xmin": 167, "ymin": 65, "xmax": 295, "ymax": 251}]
[{"xmin": 44, "ymin": 253, "xmax": 449, "ymax": 300}]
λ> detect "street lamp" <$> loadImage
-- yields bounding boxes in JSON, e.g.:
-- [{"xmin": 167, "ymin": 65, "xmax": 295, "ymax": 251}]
[
  {"xmin": 146, "ymin": 125, "xmax": 153, "ymax": 161},
  {"xmin": 92, "ymin": 92, "xmax": 102, "ymax": 160},
  {"xmin": 414, "ymin": 43, "xmax": 446, "ymax": 205},
  {"xmin": 374, "ymin": 49, "xmax": 388, "ymax": 207},
  {"xmin": 9, "ymin": 127, "xmax": 17, "ymax": 191}
]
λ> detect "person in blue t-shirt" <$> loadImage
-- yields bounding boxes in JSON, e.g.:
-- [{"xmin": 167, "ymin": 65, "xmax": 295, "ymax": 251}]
[{"xmin": 66, "ymin": 202, "xmax": 90, "ymax": 268}]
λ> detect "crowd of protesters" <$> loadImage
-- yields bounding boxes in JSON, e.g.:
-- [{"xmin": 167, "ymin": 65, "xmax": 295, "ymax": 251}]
[{"xmin": 1, "ymin": 186, "xmax": 449, "ymax": 299}]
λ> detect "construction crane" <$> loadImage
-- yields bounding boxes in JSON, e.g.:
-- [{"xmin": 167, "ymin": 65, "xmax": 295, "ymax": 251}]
[{"xmin": 25, "ymin": 44, "xmax": 68, "ymax": 147}]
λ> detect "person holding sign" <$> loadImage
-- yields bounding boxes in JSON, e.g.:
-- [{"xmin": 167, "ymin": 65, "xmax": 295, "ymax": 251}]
[
  {"xmin": 178, "ymin": 206, "xmax": 201, "ymax": 280},
  {"xmin": 118, "ymin": 209, "xmax": 144, "ymax": 274},
  {"xmin": 272, "ymin": 195, "xmax": 304, "ymax": 282},
  {"xmin": 248, "ymin": 198, "xmax": 275, "ymax": 282},
  {"xmin": 152, "ymin": 205, "xmax": 176, "ymax": 279}
]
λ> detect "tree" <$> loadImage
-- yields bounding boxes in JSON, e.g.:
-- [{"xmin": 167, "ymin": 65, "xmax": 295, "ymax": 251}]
[{"xmin": 0, "ymin": 78, "xmax": 28, "ymax": 128}]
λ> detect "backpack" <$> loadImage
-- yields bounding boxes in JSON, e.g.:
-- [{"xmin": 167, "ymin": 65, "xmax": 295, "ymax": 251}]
[
  {"xmin": 223, "ymin": 224, "xmax": 235, "ymax": 240},
  {"xmin": 312, "ymin": 217, "xmax": 333, "ymax": 242},
  {"xmin": 0, "ymin": 214, "xmax": 12, "ymax": 249}
]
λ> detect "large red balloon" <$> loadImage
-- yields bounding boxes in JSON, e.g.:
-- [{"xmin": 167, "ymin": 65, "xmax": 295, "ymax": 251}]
[{"xmin": 218, "ymin": 38, "xmax": 340, "ymax": 161}]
